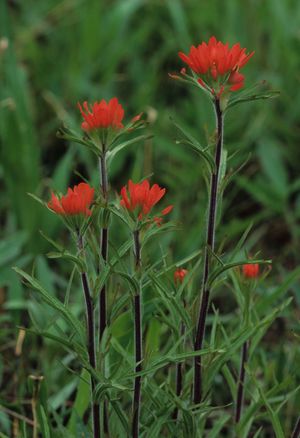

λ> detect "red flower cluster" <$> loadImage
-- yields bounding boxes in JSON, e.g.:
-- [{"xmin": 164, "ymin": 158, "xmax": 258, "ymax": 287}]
[
  {"xmin": 178, "ymin": 36, "xmax": 254, "ymax": 95},
  {"xmin": 120, "ymin": 180, "xmax": 173, "ymax": 222},
  {"xmin": 78, "ymin": 97, "xmax": 124, "ymax": 131},
  {"xmin": 242, "ymin": 263, "xmax": 259, "ymax": 279},
  {"xmin": 174, "ymin": 268, "xmax": 188, "ymax": 284},
  {"xmin": 48, "ymin": 183, "xmax": 94, "ymax": 217}
]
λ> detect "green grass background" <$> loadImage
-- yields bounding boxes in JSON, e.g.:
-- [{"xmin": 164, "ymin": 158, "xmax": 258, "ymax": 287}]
[{"xmin": 1, "ymin": 0, "xmax": 300, "ymax": 435}]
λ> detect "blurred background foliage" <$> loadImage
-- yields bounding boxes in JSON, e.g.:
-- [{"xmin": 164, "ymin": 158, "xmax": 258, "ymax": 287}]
[{"xmin": 1, "ymin": 0, "xmax": 300, "ymax": 435}]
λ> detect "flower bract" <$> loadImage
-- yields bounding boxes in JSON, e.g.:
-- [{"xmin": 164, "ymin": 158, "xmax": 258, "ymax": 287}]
[
  {"xmin": 48, "ymin": 182, "xmax": 94, "ymax": 217},
  {"xmin": 174, "ymin": 268, "xmax": 188, "ymax": 284},
  {"xmin": 178, "ymin": 36, "xmax": 254, "ymax": 96},
  {"xmin": 120, "ymin": 179, "xmax": 172, "ymax": 223},
  {"xmin": 242, "ymin": 263, "xmax": 259, "ymax": 278}
]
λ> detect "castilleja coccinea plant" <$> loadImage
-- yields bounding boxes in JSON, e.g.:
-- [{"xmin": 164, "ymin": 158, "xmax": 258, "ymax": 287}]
[
  {"xmin": 119, "ymin": 179, "xmax": 173, "ymax": 437},
  {"xmin": 172, "ymin": 36, "xmax": 273, "ymax": 407},
  {"xmin": 14, "ymin": 35, "xmax": 284, "ymax": 438},
  {"xmin": 47, "ymin": 181, "xmax": 100, "ymax": 436}
]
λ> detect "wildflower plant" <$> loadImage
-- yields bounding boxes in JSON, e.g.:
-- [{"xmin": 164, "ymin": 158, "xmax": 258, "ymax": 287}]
[{"xmin": 13, "ymin": 35, "xmax": 300, "ymax": 438}]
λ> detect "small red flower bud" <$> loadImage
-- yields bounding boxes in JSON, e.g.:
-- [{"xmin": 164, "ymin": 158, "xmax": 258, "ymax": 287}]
[
  {"xmin": 242, "ymin": 263, "xmax": 259, "ymax": 279},
  {"xmin": 174, "ymin": 268, "xmax": 188, "ymax": 284}
]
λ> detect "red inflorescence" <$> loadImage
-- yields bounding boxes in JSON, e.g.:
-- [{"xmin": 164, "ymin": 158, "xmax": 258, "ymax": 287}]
[
  {"xmin": 120, "ymin": 179, "xmax": 173, "ymax": 222},
  {"xmin": 78, "ymin": 97, "xmax": 125, "ymax": 131},
  {"xmin": 174, "ymin": 268, "xmax": 188, "ymax": 284},
  {"xmin": 242, "ymin": 263, "xmax": 260, "ymax": 279},
  {"xmin": 178, "ymin": 36, "xmax": 254, "ymax": 94},
  {"xmin": 48, "ymin": 183, "xmax": 94, "ymax": 217}
]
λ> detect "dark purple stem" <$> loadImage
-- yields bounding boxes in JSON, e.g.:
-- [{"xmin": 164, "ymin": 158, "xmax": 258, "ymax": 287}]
[
  {"xmin": 172, "ymin": 322, "xmax": 185, "ymax": 421},
  {"xmin": 99, "ymin": 154, "xmax": 109, "ymax": 435},
  {"xmin": 132, "ymin": 230, "xmax": 142, "ymax": 438},
  {"xmin": 291, "ymin": 417, "xmax": 300, "ymax": 438},
  {"xmin": 99, "ymin": 153, "xmax": 108, "ymax": 341},
  {"xmin": 235, "ymin": 341, "xmax": 248, "ymax": 423},
  {"xmin": 78, "ymin": 235, "xmax": 101, "ymax": 438},
  {"xmin": 193, "ymin": 98, "xmax": 224, "ymax": 404}
]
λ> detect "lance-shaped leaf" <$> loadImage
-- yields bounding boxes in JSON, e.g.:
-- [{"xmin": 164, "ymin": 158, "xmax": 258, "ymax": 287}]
[
  {"xmin": 47, "ymin": 251, "xmax": 86, "ymax": 273},
  {"xmin": 114, "ymin": 271, "xmax": 140, "ymax": 295},
  {"xmin": 57, "ymin": 126, "xmax": 101, "ymax": 156},
  {"xmin": 107, "ymin": 134, "xmax": 153, "ymax": 167},
  {"xmin": 171, "ymin": 117, "xmax": 215, "ymax": 172},
  {"xmin": 126, "ymin": 348, "xmax": 223, "ymax": 378},
  {"xmin": 207, "ymin": 258, "xmax": 272, "ymax": 288},
  {"xmin": 225, "ymin": 82, "xmax": 280, "ymax": 112},
  {"xmin": 13, "ymin": 267, "xmax": 85, "ymax": 340}
]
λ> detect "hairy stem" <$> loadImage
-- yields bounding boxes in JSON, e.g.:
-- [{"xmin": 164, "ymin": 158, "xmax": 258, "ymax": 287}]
[
  {"xmin": 193, "ymin": 98, "xmax": 224, "ymax": 404},
  {"xmin": 132, "ymin": 230, "xmax": 142, "ymax": 438},
  {"xmin": 235, "ymin": 341, "xmax": 248, "ymax": 423},
  {"xmin": 78, "ymin": 235, "xmax": 101, "ymax": 438},
  {"xmin": 99, "ymin": 153, "xmax": 108, "ymax": 341},
  {"xmin": 291, "ymin": 417, "xmax": 300, "ymax": 438},
  {"xmin": 99, "ymin": 154, "xmax": 109, "ymax": 435},
  {"xmin": 172, "ymin": 321, "xmax": 185, "ymax": 421}
]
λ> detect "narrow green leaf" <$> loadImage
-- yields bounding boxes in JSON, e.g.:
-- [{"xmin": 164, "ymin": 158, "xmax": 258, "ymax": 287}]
[
  {"xmin": 107, "ymin": 134, "xmax": 152, "ymax": 167},
  {"xmin": 208, "ymin": 258, "xmax": 272, "ymax": 288},
  {"xmin": 13, "ymin": 268, "xmax": 84, "ymax": 340},
  {"xmin": 47, "ymin": 251, "xmax": 86, "ymax": 273}
]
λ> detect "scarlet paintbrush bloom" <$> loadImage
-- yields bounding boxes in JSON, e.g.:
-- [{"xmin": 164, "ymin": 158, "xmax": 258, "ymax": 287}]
[
  {"xmin": 174, "ymin": 268, "xmax": 188, "ymax": 284},
  {"xmin": 242, "ymin": 263, "xmax": 259, "ymax": 279},
  {"xmin": 48, "ymin": 183, "xmax": 94, "ymax": 217},
  {"xmin": 78, "ymin": 97, "xmax": 125, "ymax": 131},
  {"xmin": 178, "ymin": 36, "xmax": 254, "ymax": 96},
  {"xmin": 120, "ymin": 179, "xmax": 173, "ymax": 222}
]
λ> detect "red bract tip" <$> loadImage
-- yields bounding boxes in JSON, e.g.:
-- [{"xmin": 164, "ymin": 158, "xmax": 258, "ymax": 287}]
[
  {"xmin": 120, "ymin": 179, "xmax": 172, "ymax": 222},
  {"xmin": 78, "ymin": 97, "xmax": 124, "ymax": 131},
  {"xmin": 178, "ymin": 36, "xmax": 254, "ymax": 96},
  {"xmin": 174, "ymin": 268, "xmax": 188, "ymax": 284},
  {"xmin": 242, "ymin": 263, "xmax": 259, "ymax": 279},
  {"xmin": 47, "ymin": 183, "xmax": 94, "ymax": 217}
]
